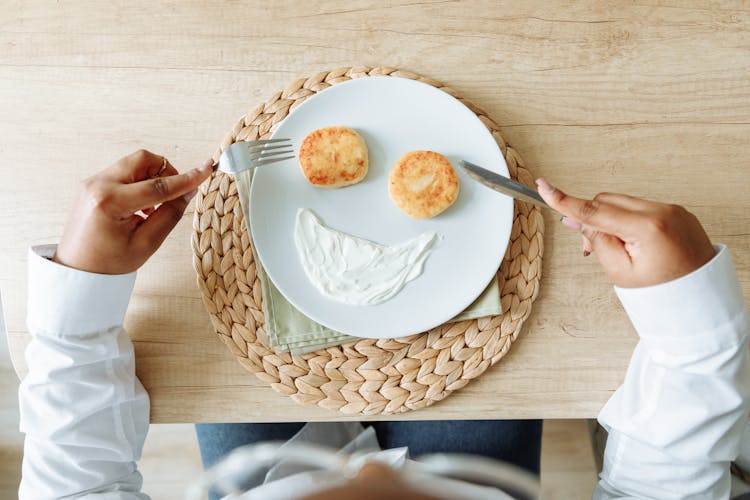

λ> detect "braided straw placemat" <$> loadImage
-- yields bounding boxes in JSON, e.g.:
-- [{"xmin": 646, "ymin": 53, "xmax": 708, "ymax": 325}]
[{"xmin": 191, "ymin": 67, "xmax": 544, "ymax": 415}]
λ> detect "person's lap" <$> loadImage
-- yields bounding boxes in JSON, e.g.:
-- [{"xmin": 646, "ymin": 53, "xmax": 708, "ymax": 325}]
[
  {"xmin": 195, "ymin": 419, "xmax": 542, "ymax": 474},
  {"xmin": 368, "ymin": 420, "xmax": 542, "ymax": 474},
  {"xmin": 196, "ymin": 422, "xmax": 308, "ymax": 469}
]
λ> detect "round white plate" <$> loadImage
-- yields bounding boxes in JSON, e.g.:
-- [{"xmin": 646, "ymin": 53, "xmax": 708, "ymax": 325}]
[{"xmin": 249, "ymin": 76, "xmax": 513, "ymax": 339}]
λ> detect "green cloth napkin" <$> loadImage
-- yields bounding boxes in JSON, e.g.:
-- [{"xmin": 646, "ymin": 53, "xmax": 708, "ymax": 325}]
[{"xmin": 235, "ymin": 169, "xmax": 503, "ymax": 354}]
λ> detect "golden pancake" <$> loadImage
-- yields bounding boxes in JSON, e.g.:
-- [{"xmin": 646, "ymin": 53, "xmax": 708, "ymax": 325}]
[
  {"xmin": 388, "ymin": 150, "xmax": 459, "ymax": 218},
  {"xmin": 298, "ymin": 127, "xmax": 368, "ymax": 188}
]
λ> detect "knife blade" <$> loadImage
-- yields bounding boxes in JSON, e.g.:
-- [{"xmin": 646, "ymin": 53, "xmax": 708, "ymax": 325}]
[{"xmin": 459, "ymin": 160, "xmax": 550, "ymax": 209}]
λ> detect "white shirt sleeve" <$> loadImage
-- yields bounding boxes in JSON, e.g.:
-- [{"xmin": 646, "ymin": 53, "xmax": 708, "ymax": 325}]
[
  {"xmin": 594, "ymin": 245, "xmax": 750, "ymax": 499},
  {"xmin": 19, "ymin": 245, "xmax": 150, "ymax": 500}
]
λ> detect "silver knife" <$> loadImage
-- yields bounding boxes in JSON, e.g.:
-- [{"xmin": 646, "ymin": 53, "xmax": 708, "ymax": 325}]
[{"xmin": 459, "ymin": 160, "xmax": 549, "ymax": 209}]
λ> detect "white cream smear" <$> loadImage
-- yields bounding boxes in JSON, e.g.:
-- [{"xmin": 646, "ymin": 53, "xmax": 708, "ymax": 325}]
[{"xmin": 294, "ymin": 208, "xmax": 437, "ymax": 305}]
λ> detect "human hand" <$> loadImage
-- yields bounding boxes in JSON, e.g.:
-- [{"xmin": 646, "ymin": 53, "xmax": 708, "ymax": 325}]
[
  {"xmin": 54, "ymin": 150, "xmax": 213, "ymax": 274},
  {"xmin": 535, "ymin": 178, "xmax": 716, "ymax": 288}
]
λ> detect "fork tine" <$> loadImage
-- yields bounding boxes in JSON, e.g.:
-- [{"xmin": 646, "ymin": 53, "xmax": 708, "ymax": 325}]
[
  {"xmin": 217, "ymin": 139, "xmax": 294, "ymax": 174},
  {"xmin": 246, "ymin": 139, "xmax": 291, "ymax": 146},
  {"xmin": 251, "ymin": 155, "xmax": 295, "ymax": 167},
  {"xmin": 245, "ymin": 142, "xmax": 293, "ymax": 155},
  {"xmin": 249, "ymin": 149, "xmax": 294, "ymax": 161},
  {"xmin": 246, "ymin": 138, "xmax": 290, "ymax": 145}
]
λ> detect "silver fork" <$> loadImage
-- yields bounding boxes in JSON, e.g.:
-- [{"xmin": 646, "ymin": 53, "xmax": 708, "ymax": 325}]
[{"xmin": 215, "ymin": 139, "xmax": 294, "ymax": 175}]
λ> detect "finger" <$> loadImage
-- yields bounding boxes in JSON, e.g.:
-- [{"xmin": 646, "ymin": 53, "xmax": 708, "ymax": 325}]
[
  {"xmin": 106, "ymin": 149, "xmax": 172, "ymax": 183},
  {"xmin": 125, "ymin": 213, "xmax": 147, "ymax": 229},
  {"xmin": 582, "ymin": 226, "xmax": 632, "ymax": 273},
  {"xmin": 560, "ymin": 216, "xmax": 583, "ymax": 231},
  {"xmin": 583, "ymin": 234, "xmax": 593, "ymax": 256},
  {"xmin": 593, "ymin": 192, "xmax": 654, "ymax": 211},
  {"xmin": 118, "ymin": 160, "xmax": 212, "ymax": 212},
  {"xmin": 157, "ymin": 162, "xmax": 179, "ymax": 178},
  {"xmin": 141, "ymin": 206, "xmax": 156, "ymax": 216},
  {"xmin": 536, "ymin": 178, "xmax": 640, "ymax": 239},
  {"xmin": 133, "ymin": 189, "xmax": 197, "ymax": 251}
]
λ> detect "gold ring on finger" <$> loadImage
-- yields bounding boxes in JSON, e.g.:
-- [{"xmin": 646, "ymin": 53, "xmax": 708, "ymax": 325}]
[{"xmin": 157, "ymin": 156, "xmax": 167, "ymax": 176}]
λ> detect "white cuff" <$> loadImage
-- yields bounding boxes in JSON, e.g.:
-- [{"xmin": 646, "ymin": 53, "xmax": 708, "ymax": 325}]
[
  {"xmin": 615, "ymin": 244, "xmax": 749, "ymax": 361},
  {"xmin": 27, "ymin": 245, "xmax": 137, "ymax": 338}
]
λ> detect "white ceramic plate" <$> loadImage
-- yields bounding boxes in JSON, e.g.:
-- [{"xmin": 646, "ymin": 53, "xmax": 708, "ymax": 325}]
[{"xmin": 249, "ymin": 77, "xmax": 513, "ymax": 338}]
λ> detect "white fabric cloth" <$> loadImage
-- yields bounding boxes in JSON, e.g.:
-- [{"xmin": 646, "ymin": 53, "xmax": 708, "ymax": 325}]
[
  {"xmin": 19, "ymin": 245, "xmax": 148, "ymax": 499},
  {"xmin": 595, "ymin": 245, "xmax": 750, "ymax": 499},
  {"xmin": 18, "ymin": 243, "xmax": 750, "ymax": 499},
  {"xmin": 232, "ymin": 422, "xmax": 513, "ymax": 500}
]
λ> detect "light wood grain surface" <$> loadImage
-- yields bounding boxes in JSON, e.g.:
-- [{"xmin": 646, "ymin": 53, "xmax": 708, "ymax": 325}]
[{"xmin": 2, "ymin": 1, "xmax": 748, "ymax": 422}]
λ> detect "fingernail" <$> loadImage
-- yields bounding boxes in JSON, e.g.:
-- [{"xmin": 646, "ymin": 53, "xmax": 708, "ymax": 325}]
[
  {"xmin": 583, "ymin": 250, "xmax": 591, "ymax": 257},
  {"xmin": 535, "ymin": 178, "xmax": 555, "ymax": 194},
  {"xmin": 182, "ymin": 189, "xmax": 198, "ymax": 203},
  {"xmin": 198, "ymin": 159, "xmax": 214, "ymax": 173},
  {"xmin": 560, "ymin": 216, "xmax": 583, "ymax": 231}
]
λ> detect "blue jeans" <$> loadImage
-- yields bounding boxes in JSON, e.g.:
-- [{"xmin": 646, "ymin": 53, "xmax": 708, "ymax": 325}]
[{"xmin": 196, "ymin": 420, "xmax": 542, "ymax": 496}]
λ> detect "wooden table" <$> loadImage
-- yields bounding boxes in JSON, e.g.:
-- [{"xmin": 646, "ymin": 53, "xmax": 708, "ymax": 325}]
[{"xmin": 2, "ymin": 1, "xmax": 749, "ymax": 422}]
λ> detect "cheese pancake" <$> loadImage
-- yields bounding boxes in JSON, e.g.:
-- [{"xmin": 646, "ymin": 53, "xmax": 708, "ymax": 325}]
[
  {"xmin": 389, "ymin": 150, "xmax": 459, "ymax": 218},
  {"xmin": 298, "ymin": 127, "xmax": 369, "ymax": 188}
]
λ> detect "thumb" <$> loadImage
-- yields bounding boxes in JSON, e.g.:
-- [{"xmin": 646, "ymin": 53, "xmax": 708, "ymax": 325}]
[{"xmin": 133, "ymin": 189, "xmax": 196, "ymax": 253}]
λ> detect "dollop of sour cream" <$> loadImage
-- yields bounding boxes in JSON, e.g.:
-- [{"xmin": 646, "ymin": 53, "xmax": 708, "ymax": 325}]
[{"xmin": 294, "ymin": 208, "xmax": 437, "ymax": 305}]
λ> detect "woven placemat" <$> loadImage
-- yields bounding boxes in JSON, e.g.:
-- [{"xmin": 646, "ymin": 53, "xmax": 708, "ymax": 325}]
[{"xmin": 191, "ymin": 67, "xmax": 544, "ymax": 415}]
